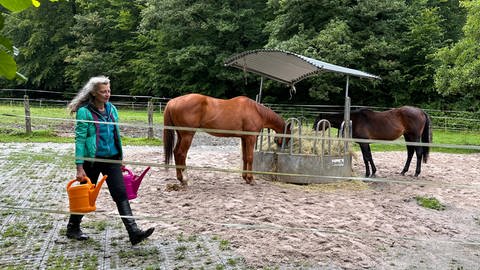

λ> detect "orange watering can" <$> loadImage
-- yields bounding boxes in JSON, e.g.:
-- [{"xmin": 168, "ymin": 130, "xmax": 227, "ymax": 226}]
[
  {"xmin": 66, "ymin": 175, "xmax": 108, "ymax": 213},
  {"xmin": 122, "ymin": 166, "xmax": 150, "ymax": 200}
]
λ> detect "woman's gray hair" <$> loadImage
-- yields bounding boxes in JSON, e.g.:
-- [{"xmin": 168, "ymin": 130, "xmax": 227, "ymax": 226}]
[{"xmin": 67, "ymin": 76, "xmax": 110, "ymax": 114}]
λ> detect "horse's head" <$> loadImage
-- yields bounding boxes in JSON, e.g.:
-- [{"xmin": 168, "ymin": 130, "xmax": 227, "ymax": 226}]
[
  {"xmin": 313, "ymin": 112, "xmax": 344, "ymax": 130},
  {"xmin": 274, "ymin": 122, "xmax": 292, "ymax": 147}
]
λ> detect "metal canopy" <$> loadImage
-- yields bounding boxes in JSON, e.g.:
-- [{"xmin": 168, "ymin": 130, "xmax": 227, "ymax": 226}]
[
  {"xmin": 224, "ymin": 49, "xmax": 380, "ymax": 85},
  {"xmin": 224, "ymin": 49, "xmax": 381, "ymax": 163}
]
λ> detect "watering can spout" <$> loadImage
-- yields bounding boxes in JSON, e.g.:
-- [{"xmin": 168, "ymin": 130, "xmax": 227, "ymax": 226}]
[
  {"xmin": 90, "ymin": 175, "xmax": 108, "ymax": 207},
  {"xmin": 133, "ymin": 166, "xmax": 150, "ymax": 193}
]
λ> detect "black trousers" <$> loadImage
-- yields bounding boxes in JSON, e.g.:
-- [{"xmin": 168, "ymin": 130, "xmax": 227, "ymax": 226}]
[{"xmin": 82, "ymin": 157, "xmax": 127, "ymax": 203}]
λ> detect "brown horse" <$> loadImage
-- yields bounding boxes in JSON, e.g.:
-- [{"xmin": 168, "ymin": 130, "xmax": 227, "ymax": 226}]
[
  {"xmin": 163, "ymin": 93, "xmax": 291, "ymax": 185},
  {"xmin": 313, "ymin": 106, "xmax": 431, "ymax": 177}
]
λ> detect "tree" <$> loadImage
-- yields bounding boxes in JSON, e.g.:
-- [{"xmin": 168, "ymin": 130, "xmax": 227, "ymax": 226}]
[
  {"xmin": 63, "ymin": 0, "xmax": 143, "ymax": 93},
  {"xmin": 434, "ymin": 0, "xmax": 480, "ymax": 111},
  {"xmin": 397, "ymin": 1, "xmax": 446, "ymax": 107},
  {"xmin": 0, "ymin": 0, "xmax": 469, "ymax": 110},
  {"xmin": 264, "ymin": 0, "xmax": 408, "ymax": 105},
  {"xmin": 264, "ymin": 0, "xmax": 354, "ymax": 104},
  {"xmin": 2, "ymin": 0, "xmax": 75, "ymax": 90},
  {"xmin": 263, "ymin": 0, "xmax": 465, "ymax": 107},
  {"xmin": 132, "ymin": 0, "xmax": 269, "ymax": 98}
]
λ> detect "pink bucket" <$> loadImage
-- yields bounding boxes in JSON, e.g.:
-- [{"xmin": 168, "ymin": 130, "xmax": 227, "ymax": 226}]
[{"xmin": 122, "ymin": 166, "xmax": 150, "ymax": 200}]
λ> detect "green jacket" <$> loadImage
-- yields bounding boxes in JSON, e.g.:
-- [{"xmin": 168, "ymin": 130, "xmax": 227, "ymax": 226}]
[{"xmin": 75, "ymin": 102, "xmax": 123, "ymax": 164}]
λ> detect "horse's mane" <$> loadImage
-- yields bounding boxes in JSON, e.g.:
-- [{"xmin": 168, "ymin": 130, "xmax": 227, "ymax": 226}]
[
  {"xmin": 354, "ymin": 108, "xmax": 373, "ymax": 114},
  {"xmin": 255, "ymin": 102, "xmax": 284, "ymax": 130},
  {"xmin": 350, "ymin": 108, "xmax": 373, "ymax": 119}
]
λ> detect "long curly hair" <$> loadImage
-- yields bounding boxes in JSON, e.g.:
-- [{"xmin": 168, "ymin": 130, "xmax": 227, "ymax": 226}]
[{"xmin": 67, "ymin": 76, "xmax": 110, "ymax": 115}]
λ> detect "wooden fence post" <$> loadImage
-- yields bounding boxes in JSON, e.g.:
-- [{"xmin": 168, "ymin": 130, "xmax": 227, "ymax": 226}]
[
  {"xmin": 24, "ymin": 95, "xmax": 32, "ymax": 134},
  {"xmin": 147, "ymin": 99, "xmax": 154, "ymax": 139}
]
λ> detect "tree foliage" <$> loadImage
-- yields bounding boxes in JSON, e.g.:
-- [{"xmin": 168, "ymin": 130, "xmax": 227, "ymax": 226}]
[
  {"xmin": 0, "ymin": 0, "xmax": 41, "ymax": 80},
  {"xmin": 434, "ymin": 0, "xmax": 480, "ymax": 111},
  {"xmin": 264, "ymin": 0, "xmax": 464, "ymax": 107},
  {"xmin": 132, "ymin": 0, "xmax": 269, "ymax": 98},
  {"xmin": 3, "ymin": 0, "xmax": 74, "ymax": 89},
  {"xmin": 0, "ymin": 0, "xmax": 476, "ymax": 111},
  {"xmin": 63, "ymin": 0, "xmax": 143, "ymax": 92}
]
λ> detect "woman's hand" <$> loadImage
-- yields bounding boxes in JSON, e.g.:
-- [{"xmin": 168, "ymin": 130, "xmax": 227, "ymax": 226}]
[{"xmin": 76, "ymin": 164, "xmax": 87, "ymax": 182}]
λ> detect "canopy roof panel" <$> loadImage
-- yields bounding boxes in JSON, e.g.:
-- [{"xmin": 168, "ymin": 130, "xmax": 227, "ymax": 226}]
[{"xmin": 224, "ymin": 49, "xmax": 380, "ymax": 85}]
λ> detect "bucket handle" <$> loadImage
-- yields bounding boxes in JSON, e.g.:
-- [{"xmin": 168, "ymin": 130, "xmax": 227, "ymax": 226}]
[{"xmin": 66, "ymin": 176, "xmax": 92, "ymax": 191}]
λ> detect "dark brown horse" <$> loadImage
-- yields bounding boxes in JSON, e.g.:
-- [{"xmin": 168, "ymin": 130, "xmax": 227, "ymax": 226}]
[
  {"xmin": 163, "ymin": 93, "xmax": 291, "ymax": 185},
  {"xmin": 313, "ymin": 106, "xmax": 431, "ymax": 177}
]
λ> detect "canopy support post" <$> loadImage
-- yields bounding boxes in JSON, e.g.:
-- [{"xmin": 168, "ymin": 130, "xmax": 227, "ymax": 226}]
[
  {"xmin": 344, "ymin": 76, "xmax": 351, "ymax": 134},
  {"xmin": 345, "ymin": 75, "xmax": 349, "ymax": 98},
  {"xmin": 256, "ymin": 76, "xmax": 264, "ymax": 103},
  {"xmin": 344, "ymin": 76, "xmax": 351, "ymax": 169}
]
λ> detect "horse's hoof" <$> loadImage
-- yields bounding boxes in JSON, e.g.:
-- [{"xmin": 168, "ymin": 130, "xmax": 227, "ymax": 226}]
[
  {"xmin": 414, "ymin": 173, "xmax": 420, "ymax": 177},
  {"xmin": 400, "ymin": 171, "xmax": 406, "ymax": 176}
]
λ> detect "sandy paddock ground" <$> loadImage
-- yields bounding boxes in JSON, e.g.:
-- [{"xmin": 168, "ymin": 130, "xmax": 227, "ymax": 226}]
[{"xmin": 97, "ymin": 140, "xmax": 480, "ymax": 269}]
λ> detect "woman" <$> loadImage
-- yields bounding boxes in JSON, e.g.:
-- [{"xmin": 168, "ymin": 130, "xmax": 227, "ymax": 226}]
[{"xmin": 66, "ymin": 75, "xmax": 154, "ymax": 245}]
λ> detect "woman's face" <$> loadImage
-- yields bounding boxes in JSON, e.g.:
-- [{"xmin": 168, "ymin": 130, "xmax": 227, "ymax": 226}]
[{"xmin": 93, "ymin": 83, "xmax": 111, "ymax": 104}]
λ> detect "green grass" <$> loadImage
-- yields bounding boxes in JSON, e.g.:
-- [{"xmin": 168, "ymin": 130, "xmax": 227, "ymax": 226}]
[
  {"xmin": 322, "ymin": 127, "xmax": 480, "ymax": 154},
  {"xmin": 122, "ymin": 137, "xmax": 162, "ymax": 146},
  {"xmin": 0, "ymin": 104, "xmax": 164, "ymax": 124},
  {"xmin": 119, "ymin": 109, "xmax": 163, "ymax": 124},
  {"xmin": 219, "ymin": 239, "xmax": 230, "ymax": 251},
  {"xmin": 0, "ymin": 128, "xmax": 161, "ymax": 145},
  {"xmin": 0, "ymin": 105, "xmax": 72, "ymax": 128},
  {"xmin": 2, "ymin": 222, "xmax": 29, "ymax": 238},
  {"xmin": 366, "ymin": 129, "xmax": 480, "ymax": 154},
  {"xmin": 0, "ymin": 129, "xmax": 74, "ymax": 143},
  {"xmin": 0, "ymin": 104, "xmax": 162, "ymax": 146},
  {"xmin": 415, "ymin": 196, "xmax": 446, "ymax": 211}
]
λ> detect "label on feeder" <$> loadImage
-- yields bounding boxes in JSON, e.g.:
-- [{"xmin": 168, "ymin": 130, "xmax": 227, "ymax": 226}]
[{"xmin": 331, "ymin": 159, "xmax": 344, "ymax": 167}]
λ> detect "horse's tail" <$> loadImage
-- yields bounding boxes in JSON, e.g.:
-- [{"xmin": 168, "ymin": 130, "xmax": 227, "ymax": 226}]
[
  {"xmin": 421, "ymin": 110, "xmax": 432, "ymax": 163},
  {"xmin": 163, "ymin": 103, "xmax": 175, "ymax": 166}
]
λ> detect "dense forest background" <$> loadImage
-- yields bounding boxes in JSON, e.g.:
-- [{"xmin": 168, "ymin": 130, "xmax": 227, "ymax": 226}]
[{"xmin": 1, "ymin": 0, "xmax": 479, "ymax": 111}]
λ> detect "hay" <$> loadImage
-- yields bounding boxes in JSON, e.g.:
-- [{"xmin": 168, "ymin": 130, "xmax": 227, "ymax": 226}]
[{"xmin": 259, "ymin": 127, "xmax": 349, "ymax": 156}]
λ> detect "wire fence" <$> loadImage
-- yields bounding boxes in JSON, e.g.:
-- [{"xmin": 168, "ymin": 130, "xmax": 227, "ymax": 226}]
[{"xmin": 1, "ymin": 88, "xmax": 480, "ymax": 134}]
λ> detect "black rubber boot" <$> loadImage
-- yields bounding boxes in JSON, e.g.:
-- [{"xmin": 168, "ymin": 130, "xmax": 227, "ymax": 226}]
[
  {"xmin": 117, "ymin": 200, "xmax": 154, "ymax": 245},
  {"xmin": 66, "ymin": 214, "xmax": 89, "ymax": 241}
]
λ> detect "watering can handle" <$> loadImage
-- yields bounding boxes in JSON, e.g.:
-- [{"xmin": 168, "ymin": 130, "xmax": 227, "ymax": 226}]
[
  {"xmin": 121, "ymin": 166, "xmax": 134, "ymax": 176},
  {"xmin": 66, "ymin": 176, "xmax": 92, "ymax": 191}
]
